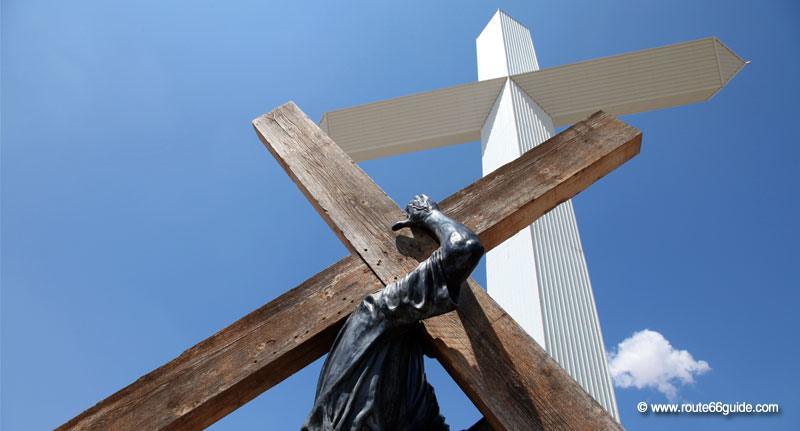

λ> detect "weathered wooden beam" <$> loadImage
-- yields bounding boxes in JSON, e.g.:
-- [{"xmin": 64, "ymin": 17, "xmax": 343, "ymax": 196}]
[
  {"xmin": 254, "ymin": 102, "xmax": 638, "ymax": 430},
  {"xmin": 59, "ymin": 104, "xmax": 639, "ymax": 431},
  {"xmin": 57, "ymin": 256, "xmax": 382, "ymax": 431}
]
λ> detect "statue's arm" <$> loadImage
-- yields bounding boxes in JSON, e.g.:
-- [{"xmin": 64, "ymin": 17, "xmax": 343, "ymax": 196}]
[{"xmin": 393, "ymin": 195, "xmax": 484, "ymax": 297}]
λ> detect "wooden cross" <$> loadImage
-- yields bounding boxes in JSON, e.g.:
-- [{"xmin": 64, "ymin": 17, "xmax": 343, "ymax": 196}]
[{"xmin": 58, "ymin": 102, "xmax": 641, "ymax": 431}]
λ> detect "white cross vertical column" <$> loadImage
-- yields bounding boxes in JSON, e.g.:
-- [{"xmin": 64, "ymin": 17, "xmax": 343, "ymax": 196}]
[{"xmin": 477, "ymin": 10, "xmax": 620, "ymax": 419}]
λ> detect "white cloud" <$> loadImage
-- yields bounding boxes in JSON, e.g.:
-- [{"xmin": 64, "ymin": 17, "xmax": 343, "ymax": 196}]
[{"xmin": 608, "ymin": 329, "xmax": 710, "ymax": 400}]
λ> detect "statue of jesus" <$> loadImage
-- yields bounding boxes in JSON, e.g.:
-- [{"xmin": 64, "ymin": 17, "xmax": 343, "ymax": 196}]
[{"xmin": 302, "ymin": 194, "xmax": 485, "ymax": 431}]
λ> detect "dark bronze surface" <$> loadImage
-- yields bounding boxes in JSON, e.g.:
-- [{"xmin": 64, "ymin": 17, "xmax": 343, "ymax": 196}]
[{"xmin": 302, "ymin": 195, "xmax": 485, "ymax": 431}]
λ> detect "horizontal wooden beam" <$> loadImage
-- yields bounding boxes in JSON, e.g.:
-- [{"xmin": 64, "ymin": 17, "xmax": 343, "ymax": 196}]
[
  {"xmin": 255, "ymin": 102, "xmax": 638, "ymax": 430},
  {"xmin": 59, "ymin": 106, "xmax": 640, "ymax": 430},
  {"xmin": 56, "ymin": 256, "xmax": 381, "ymax": 431}
]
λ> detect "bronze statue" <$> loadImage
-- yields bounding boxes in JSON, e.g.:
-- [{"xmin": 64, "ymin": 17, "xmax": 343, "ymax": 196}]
[{"xmin": 302, "ymin": 194, "xmax": 485, "ymax": 431}]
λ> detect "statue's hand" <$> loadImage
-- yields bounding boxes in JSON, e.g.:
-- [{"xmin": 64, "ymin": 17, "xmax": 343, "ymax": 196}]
[{"xmin": 391, "ymin": 194, "xmax": 440, "ymax": 231}]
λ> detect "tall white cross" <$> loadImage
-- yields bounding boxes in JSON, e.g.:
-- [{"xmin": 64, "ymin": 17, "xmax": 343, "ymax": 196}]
[
  {"xmin": 320, "ymin": 10, "xmax": 746, "ymax": 419},
  {"xmin": 478, "ymin": 12, "xmax": 618, "ymax": 416}
]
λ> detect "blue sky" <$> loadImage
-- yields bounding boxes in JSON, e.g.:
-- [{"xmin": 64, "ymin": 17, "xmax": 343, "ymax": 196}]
[{"xmin": 2, "ymin": 0, "xmax": 798, "ymax": 429}]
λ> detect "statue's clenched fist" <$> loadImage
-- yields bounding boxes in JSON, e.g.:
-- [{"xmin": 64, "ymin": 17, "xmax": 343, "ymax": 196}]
[{"xmin": 392, "ymin": 194, "xmax": 440, "ymax": 231}]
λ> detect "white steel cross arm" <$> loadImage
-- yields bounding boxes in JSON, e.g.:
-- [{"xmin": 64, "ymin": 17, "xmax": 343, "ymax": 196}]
[
  {"xmin": 319, "ymin": 11, "xmax": 747, "ymax": 422},
  {"xmin": 321, "ymin": 37, "xmax": 746, "ymax": 162}
]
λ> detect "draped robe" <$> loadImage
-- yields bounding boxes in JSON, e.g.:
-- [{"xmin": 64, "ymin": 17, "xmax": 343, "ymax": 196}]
[{"xmin": 302, "ymin": 247, "xmax": 458, "ymax": 431}]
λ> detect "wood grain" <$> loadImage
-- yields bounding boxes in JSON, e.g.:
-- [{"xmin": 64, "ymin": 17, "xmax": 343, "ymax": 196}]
[
  {"xmin": 56, "ymin": 257, "xmax": 382, "ymax": 431},
  {"xmin": 58, "ymin": 102, "xmax": 639, "ymax": 431},
  {"xmin": 254, "ymin": 102, "xmax": 638, "ymax": 431}
]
